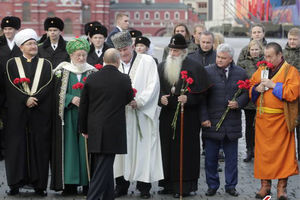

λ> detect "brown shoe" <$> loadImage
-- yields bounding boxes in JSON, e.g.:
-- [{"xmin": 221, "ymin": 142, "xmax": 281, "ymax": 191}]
[
  {"xmin": 255, "ymin": 179, "xmax": 271, "ymax": 199},
  {"xmin": 277, "ymin": 178, "xmax": 288, "ymax": 200}
]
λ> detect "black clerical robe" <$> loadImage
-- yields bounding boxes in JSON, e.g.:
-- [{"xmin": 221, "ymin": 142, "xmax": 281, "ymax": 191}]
[{"xmin": 4, "ymin": 56, "xmax": 53, "ymax": 190}]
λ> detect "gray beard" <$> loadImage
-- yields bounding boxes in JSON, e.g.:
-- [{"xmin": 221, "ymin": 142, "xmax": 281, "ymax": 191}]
[{"xmin": 163, "ymin": 53, "xmax": 187, "ymax": 85}]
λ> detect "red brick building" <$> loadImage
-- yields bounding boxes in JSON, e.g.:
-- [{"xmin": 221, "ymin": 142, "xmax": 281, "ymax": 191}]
[
  {"xmin": 110, "ymin": 0, "xmax": 199, "ymax": 36},
  {"xmin": 0, "ymin": 0, "xmax": 199, "ymax": 36}
]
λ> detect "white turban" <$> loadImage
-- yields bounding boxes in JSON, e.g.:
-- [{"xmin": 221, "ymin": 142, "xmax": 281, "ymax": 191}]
[{"xmin": 14, "ymin": 28, "xmax": 38, "ymax": 47}]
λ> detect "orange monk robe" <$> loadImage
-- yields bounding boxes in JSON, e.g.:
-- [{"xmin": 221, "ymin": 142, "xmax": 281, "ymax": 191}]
[{"xmin": 249, "ymin": 61, "xmax": 299, "ymax": 179}]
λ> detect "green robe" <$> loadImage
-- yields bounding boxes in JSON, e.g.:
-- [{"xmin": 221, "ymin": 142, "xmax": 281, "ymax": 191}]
[{"xmin": 64, "ymin": 72, "xmax": 88, "ymax": 186}]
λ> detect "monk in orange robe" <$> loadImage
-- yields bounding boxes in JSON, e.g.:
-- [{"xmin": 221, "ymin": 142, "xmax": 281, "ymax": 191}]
[{"xmin": 249, "ymin": 42, "xmax": 299, "ymax": 200}]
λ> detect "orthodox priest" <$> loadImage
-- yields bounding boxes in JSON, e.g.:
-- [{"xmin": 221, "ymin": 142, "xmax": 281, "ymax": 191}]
[
  {"xmin": 4, "ymin": 28, "xmax": 53, "ymax": 196},
  {"xmin": 112, "ymin": 31, "xmax": 164, "ymax": 199},
  {"xmin": 157, "ymin": 34, "xmax": 211, "ymax": 198},
  {"xmin": 51, "ymin": 37, "xmax": 97, "ymax": 195}
]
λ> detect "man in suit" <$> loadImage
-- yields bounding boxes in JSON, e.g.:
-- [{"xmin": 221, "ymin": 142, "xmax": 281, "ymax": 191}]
[
  {"xmin": 201, "ymin": 43, "xmax": 249, "ymax": 197},
  {"xmin": 79, "ymin": 48, "xmax": 134, "ymax": 200},
  {"xmin": 106, "ymin": 13, "xmax": 129, "ymax": 47},
  {"xmin": 38, "ymin": 17, "xmax": 69, "ymax": 69}
]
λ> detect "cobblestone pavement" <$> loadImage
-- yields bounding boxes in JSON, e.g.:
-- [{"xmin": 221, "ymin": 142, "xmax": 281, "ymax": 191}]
[
  {"xmin": 0, "ymin": 134, "xmax": 298, "ymax": 200},
  {"xmin": 0, "ymin": 37, "xmax": 298, "ymax": 200}
]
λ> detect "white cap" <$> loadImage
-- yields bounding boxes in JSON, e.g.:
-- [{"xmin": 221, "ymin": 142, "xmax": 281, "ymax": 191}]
[{"xmin": 14, "ymin": 28, "xmax": 38, "ymax": 47}]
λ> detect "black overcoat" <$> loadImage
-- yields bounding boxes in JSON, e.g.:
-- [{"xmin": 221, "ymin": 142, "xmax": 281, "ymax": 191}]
[
  {"xmin": 38, "ymin": 35, "xmax": 69, "ymax": 69},
  {"xmin": 4, "ymin": 56, "xmax": 53, "ymax": 189},
  {"xmin": 87, "ymin": 42, "xmax": 111, "ymax": 66},
  {"xmin": 79, "ymin": 65, "xmax": 133, "ymax": 154}
]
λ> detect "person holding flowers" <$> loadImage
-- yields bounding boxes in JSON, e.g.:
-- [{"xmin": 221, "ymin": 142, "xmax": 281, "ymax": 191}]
[
  {"xmin": 111, "ymin": 31, "xmax": 163, "ymax": 199},
  {"xmin": 158, "ymin": 34, "xmax": 211, "ymax": 198},
  {"xmin": 250, "ymin": 42, "xmax": 299, "ymax": 200},
  {"xmin": 4, "ymin": 28, "xmax": 53, "ymax": 196},
  {"xmin": 51, "ymin": 37, "xmax": 97, "ymax": 194},
  {"xmin": 201, "ymin": 43, "xmax": 249, "ymax": 197}
]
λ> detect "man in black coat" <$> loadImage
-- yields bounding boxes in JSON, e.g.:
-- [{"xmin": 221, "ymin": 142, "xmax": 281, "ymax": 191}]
[
  {"xmin": 87, "ymin": 25, "xmax": 111, "ymax": 66},
  {"xmin": 4, "ymin": 28, "xmax": 53, "ymax": 197},
  {"xmin": 79, "ymin": 48, "xmax": 134, "ymax": 200},
  {"xmin": 158, "ymin": 34, "xmax": 211, "ymax": 198},
  {"xmin": 189, "ymin": 31, "xmax": 216, "ymax": 67},
  {"xmin": 0, "ymin": 16, "xmax": 22, "ymax": 160},
  {"xmin": 201, "ymin": 43, "xmax": 249, "ymax": 197},
  {"xmin": 38, "ymin": 17, "xmax": 69, "ymax": 69}
]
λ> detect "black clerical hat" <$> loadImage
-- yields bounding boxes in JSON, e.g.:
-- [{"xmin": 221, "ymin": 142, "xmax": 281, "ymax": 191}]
[
  {"xmin": 84, "ymin": 21, "xmax": 102, "ymax": 36},
  {"xmin": 135, "ymin": 36, "xmax": 150, "ymax": 48},
  {"xmin": 89, "ymin": 25, "xmax": 108, "ymax": 38},
  {"xmin": 168, "ymin": 34, "xmax": 187, "ymax": 49},
  {"xmin": 129, "ymin": 30, "xmax": 142, "ymax": 38},
  {"xmin": 44, "ymin": 17, "xmax": 64, "ymax": 31},
  {"xmin": 1, "ymin": 16, "xmax": 21, "ymax": 30}
]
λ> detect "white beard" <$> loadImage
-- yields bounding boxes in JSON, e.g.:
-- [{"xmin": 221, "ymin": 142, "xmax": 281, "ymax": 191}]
[
  {"xmin": 71, "ymin": 60, "xmax": 86, "ymax": 73},
  {"xmin": 163, "ymin": 52, "xmax": 187, "ymax": 85}
]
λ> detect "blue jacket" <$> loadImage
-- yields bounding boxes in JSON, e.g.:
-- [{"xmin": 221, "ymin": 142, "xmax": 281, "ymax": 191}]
[
  {"xmin": 201, "ymin": 63, "xmax": 249, "ymax": 141},
  {"xmin": 106, "ymin": 27, "xmax": 120, "ymax": 47}
]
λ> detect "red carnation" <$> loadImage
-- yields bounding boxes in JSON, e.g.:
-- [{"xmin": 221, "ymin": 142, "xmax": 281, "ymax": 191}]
[
  {"xmin": 132, "ymin": 88, "xmax": 137, "ymax": 97},
  {"xmin": 187, "ymin": 87, "xmax": 191, "ymax": 93},
  {"xmin": 94, "ymin": 64, "xmax": 103, "ymax": 70},
  {"xmin": 13, "ymin": 78, "xmax": 20, "ymax": 85},
  {"xmin": 72, "ymin": 83, "xmax": 78, "ymax": 89},
  {"xmin": 266, "ymin": 62, "xmax": 274, "ymax": 69},
  {"xmin": 77, "ymin": 82, "xmax": 84, "ymax": 89},
  {"xmin": 83, "ymin": 77, "xmax": 87, "ymax": 82},
  {"xmin": 186, "ymin": 77, "xmax": 194, "ymax": 85},
  {"xmin": 180, "ymin": 70, "xmax": 188, "ymax": 79},
  {"xmin": 256, "ymin": 60, "xmax": 267, "ymax": 67}
]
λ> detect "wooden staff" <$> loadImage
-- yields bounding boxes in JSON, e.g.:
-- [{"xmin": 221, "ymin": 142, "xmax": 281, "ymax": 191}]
[
  {"xmin": 180, "ymin": 102, "xmax": 184, "ymax": 200},
  {"xmin": 84, "ymin": 137, "xmax": 91, "ymax": 182}
]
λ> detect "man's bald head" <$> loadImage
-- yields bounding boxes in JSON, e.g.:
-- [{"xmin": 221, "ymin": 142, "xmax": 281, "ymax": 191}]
[{"xmin": 103, "ymin": 48, "xmax": 121, "ymax": 68}]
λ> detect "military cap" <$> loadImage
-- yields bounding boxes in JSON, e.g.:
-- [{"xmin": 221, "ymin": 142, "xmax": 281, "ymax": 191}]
[
  {"xmin": 1, "ymin": 16, "xmax": 21, "ymax": 30},
  {"xmin": 44, "ymin": 17, "xmax": 64, "ymax": 31}
]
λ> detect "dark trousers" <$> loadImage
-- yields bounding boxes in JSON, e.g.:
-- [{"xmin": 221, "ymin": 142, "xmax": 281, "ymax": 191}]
[
  {"xmin": 115, "ymin": 176, "xmax": 151, "ymax": 193},
  {"xmin": 244, "ymin": 109, "xmax": 256, "ymax": 153},
  {"xmin": 296, "ymin": 124, "xmax": 300, "ymax": 160},
  {"xmin": 204, "ymin": 137, "xmax": 238, "ymax": 190},
  {"xmin": 87, "ymin": 153, "xmax": 115, "ymax": 200}
]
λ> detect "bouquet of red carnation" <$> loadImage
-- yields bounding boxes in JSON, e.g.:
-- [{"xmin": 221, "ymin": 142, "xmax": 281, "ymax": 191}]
[
  {"xmin": 132, "ymin": 88, "xmax": 142, "ymax": 139},
  {"xmin": 72, "ymin": 82, "xmax": 84, "ymax": 89},
  {"xmin": 13, "ymin": 77, "xmax": 31, "ymax": 94},
  {"xmin": 216, "ymin": 79, "xmax": 251, "ymax": 131},
  {"xmin": 171, "ymin": 70, "xmax": 193, "ymax": 139},
  {"xmin": 94, "ymin": 64, "xmax": 103, "ymax": 70},
  {"xmin": 256, "ymin": 61, "xmax": 274, "ymax": 114}
]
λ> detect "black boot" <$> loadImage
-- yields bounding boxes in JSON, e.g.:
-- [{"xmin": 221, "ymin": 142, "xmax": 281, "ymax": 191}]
[{"xmin": 243, "ymin": 150, "xmax": 253, "ymax": 162}]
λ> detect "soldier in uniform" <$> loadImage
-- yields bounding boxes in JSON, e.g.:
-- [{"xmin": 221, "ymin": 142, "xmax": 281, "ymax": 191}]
[
  {"xmin": 38, "ymin": 17, "xmax": 69, "ymax": 69},
  {"xmin": 87, "ymin": 25, "xmax": 111, "ymax": 66},
  {"xmin": 0, "ymin": 16, "xmax": 22, "ymax": 161}
]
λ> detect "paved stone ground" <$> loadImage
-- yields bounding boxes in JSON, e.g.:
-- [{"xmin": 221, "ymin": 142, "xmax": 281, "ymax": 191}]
[{"xmin": 0, "ymin": 37, "xmax": 298, "ymax": 199}]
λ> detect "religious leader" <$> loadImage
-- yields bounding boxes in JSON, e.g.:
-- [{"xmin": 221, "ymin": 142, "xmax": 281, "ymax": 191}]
[
  {"xmin": 51, "ymin": 37, "xmax": 97, "ymax": 195},
  {"xmin": 4, "ymin": 28, "xmax": 53, "ymax": 196},
  {"xmin": 250, "ymin": 42, "xmax": 299, "ymax": 200},
  {"xmin": 111, "ymin": 31, "xmax": 164, "ymax": 199}
]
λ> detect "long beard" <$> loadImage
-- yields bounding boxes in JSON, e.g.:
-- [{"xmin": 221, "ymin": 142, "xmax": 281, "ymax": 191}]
[
  {"xmin": 164, "ymin": 53, "xmax": 187, "ymax": 85},
  {"xmin": 71, "ymin": 61, "xmax": 86, "ymax": 71}
]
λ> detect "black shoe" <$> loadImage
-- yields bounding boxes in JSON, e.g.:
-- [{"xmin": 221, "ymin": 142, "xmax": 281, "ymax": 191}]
[
  {"xmin": 35, "ymin": 189, "xmax": 47, "ymax": 197},
  {"xmin": 218, "ymin": 151, "xmax": 225, "ymax": 162},
  {"xmin": 114, "ymin": 188, "xmax": 128, "ymax": 198},
  {"xmin": 140, "ymin": 191, "xmax": 151, "ymax": 199},
  {"xmin": 158, "ymin": 189, "xmax": 172, "ymax": 195},
  {"xmin": 226, "ymin": 188, "xmax": 239, "ymax": 197},
  {"xmin": 6, "ymin": 188, "xmax": 19, "ymax": 196},
  {"xmin": 62, "ymin": 185, "xmax": 77, "ymax": 196},
  {"xmin": 243, "ymin": 151, "xmax": 253, "ymax": 162},
  {"xmin": 205, "ymin": 188, "xmax": 217, "ymax": 196},
  {"xmin": 172, "ymin": 193, "xmax": 190, "ymax": 198},
  {"xmin": 217, "ymin": 165, "xmax": 223, "ymax": 172}
]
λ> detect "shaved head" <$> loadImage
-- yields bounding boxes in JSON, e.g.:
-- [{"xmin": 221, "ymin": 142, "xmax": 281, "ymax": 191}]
[{"xmin": 103, "ymin": 48, "xmax": 121, "ymax": 68}]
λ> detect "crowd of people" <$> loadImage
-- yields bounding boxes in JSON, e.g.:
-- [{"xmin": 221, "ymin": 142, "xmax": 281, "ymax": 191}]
[{"xmin": 0, "ymin": 12, "xmax": 299, "ymax": 200}]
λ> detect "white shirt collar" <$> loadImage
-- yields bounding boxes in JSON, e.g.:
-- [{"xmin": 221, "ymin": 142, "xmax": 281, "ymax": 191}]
[
  {"xmin": 6, "ymin": 38, "xmax": 15, "ymax": 50},
  {"xmin": 51, "ymin": 43, "xmax": 58, "ymax": 50},
  {"xmin": 95, "ymin": 46, "xmax": 103, "ymax": 57},
  {"xmin": 120, "ymin": 57, "xmax": 133, "ymax": 74}
]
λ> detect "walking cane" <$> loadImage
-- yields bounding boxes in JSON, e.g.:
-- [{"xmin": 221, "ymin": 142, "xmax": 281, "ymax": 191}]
[
  {"xmin": 180, "ymin": 102, "xmax": 184, "ymax": 200},
  {"xmin": 84, "ymin": 137, "xmax": 91, "ymax": 182}
]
